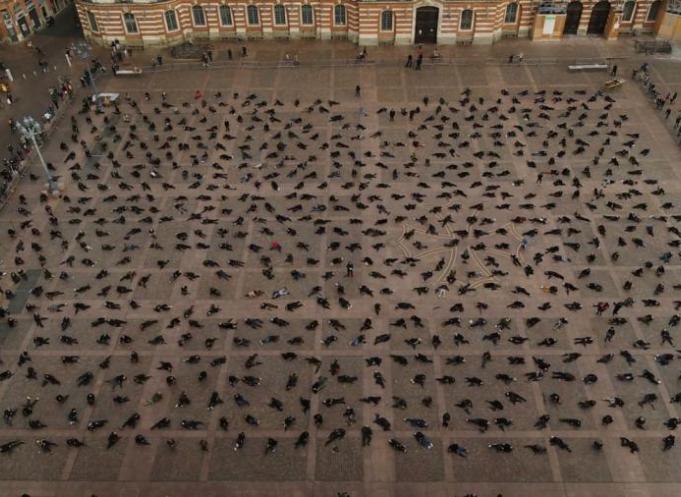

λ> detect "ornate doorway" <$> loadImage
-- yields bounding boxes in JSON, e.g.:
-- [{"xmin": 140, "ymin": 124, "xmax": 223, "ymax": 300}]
[
  {"xmin": 415, "ymin": 6, "xmax": 438, "ymax": 44},
  {"xmin": 564, "ymin": 1, "xmax": 582, "ymax": 34},
  {"xmin": 587, "ymin": 1, "xmax": 611, "ymax": 35}
]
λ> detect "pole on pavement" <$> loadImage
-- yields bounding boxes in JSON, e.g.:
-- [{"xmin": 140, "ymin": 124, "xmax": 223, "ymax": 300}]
[
  {"xmin": 29, "ymin": 133, "xmax": 57, "ymax": 194},
  {"xmin": 16, "ymin": 116, "xmax": 58, "ymax": 195},
  {"xmin": 87, "ymin": 66, "xmax": 102, "ymax": 112},
  {"xmin": 65, "ymin": 53, "xmax": 71, "ymax": 67}
]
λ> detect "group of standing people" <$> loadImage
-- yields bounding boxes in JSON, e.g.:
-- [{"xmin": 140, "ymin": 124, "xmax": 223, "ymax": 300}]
[{"xmin": 635, "ymin": 62, "xmax": 681, "ymax": 141}]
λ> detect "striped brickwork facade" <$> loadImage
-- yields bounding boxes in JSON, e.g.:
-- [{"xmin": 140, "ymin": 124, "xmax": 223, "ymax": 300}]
[{"xmin": 75, "ymin": 0, "xmax": 665, "ymax": 47}]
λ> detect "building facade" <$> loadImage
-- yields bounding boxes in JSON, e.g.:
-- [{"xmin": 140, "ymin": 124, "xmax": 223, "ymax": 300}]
[
  {"xmin": 1, "ymin": 0, "xmax": 72, "ymax": 43},
  {"xmin": 74, "ymin": 0, "xmax": 668, "ymax": 47}
]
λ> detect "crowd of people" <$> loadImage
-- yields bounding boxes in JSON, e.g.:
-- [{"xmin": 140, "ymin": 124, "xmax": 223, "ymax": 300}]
[
  {"xmin": 0, "ymin": 56, "xmax": 681, "ymax": 496},
  {"xmin": 635, "ymin": 62, "xmax": 681, "ymax": 141}
]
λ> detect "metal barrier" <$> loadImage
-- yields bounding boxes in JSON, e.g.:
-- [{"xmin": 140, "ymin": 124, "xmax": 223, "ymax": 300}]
[{"xmin": 634, "ymin": 40, "xmax": 672, "ymax": 54}]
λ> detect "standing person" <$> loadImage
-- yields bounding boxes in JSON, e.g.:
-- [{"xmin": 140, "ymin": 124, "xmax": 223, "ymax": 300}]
[
  {"xmin": 389, "ymin": 109, "xmax": 396, "ymax": 121},
  {"xmin": 405, "ymin": 54, "xmax": 413, "ymax": 68},
  {"xmin": 415, "ymin": 53, "xmax": 423, "ymax": 71},
  {"xmin": 50, "ymin": 89, "xmax": 59, "ymax": 109},
  {"xmin": 610, "ymin": 64, "xmax": 618, "ymax": 78},
  {"xmin": 355, "ymin": 85, "xmax": 361, "ymax": 97},
  {"xmin": 207, "ymin": 50, "xmax": 213, "ymax": 62},
  {"xmin": 241, "ymin": 46, "xmax": 248, "ymax": 57},
  {"xmin": 227, "ymin": 49, "xmax": 233, "ymax": 60}
]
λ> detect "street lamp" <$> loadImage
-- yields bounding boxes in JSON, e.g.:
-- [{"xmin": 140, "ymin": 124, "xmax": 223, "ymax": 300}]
[
  {"xmin": 72, "ymin": 41, "xmax": 102, "ymax": 112},
  {"xmin": 15, "ymin": 115, "xmax": 59, "ymax": 195}
]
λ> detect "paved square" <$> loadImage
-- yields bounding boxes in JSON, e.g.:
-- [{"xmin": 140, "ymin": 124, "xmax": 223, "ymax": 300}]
[{"xmin": 1, "ymin": 49, "xmax": 681, "ymax": 497}]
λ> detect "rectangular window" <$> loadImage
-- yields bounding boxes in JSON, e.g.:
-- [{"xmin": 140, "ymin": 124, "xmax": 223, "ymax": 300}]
[
  {"xmin": 621, "ymin": 1, "xmax": 635, "ymax": 21},
  {"xmin": 87, "ymin": 10, "xmax": 98, "ymax": 32},
  {"xmin": 504, "ymin": 3, "xmax": 518, "ymax": 24},
  {"xmin": 220, "ymin": 5, "xmax": 232, "ymax": 26},
  {"xmin": 460, "ymin": 9, "xmax": 473, "ymax": 30},
  {"xmin": 192, "ymin": 6, "xmax": 206, "ymax": 26},
  {"xmin": 274, "ymin": 5, "xmax": 286, "ymax": 25},
  {"xmin": 247, "ymin": 5, "xmax": 259, "ymax": 25},
  {"xmin": 123, "ymin": 12, "xmax": 137, "ymax": 33},
  {"xmin": 669, "ymin": 0, "xmax": 681, "ymax": 15},
  {"xmin": 301, "ymin": 5, "xmax": 313, "ymax": 25},
  {"xmin": 646, "ymin": 0, "xmax": 660, "ymax": 21},
  {"xmin": 334, "ymin": 5, "xmax": 346, "ymax": 25},
  {"xmin": 380, "ymin": 10, "xmax": 392, "ymax": 31},
  {"xmin": 164, "ymin": 10, "xmax": 178, "ymax": 31}
]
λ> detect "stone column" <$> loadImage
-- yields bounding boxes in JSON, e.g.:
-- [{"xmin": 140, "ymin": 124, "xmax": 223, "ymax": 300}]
[{"xmin": 604, "ymin": 9, "xmax": 620, "ymax": 39}]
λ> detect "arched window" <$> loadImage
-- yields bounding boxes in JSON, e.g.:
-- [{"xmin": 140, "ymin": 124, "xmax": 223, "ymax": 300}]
[
  {"xmin": 123, "ymin": 12, "xmax": 138, "ymax": 33},
  {"xmin": 646, "ymin": 0, "xmax": 660, "ymax": 21},
  {"xmin": 380, "ymin": 10, "xmax": 393, "ymax": 31},
  {"xmin": 192, "ymin": 5, "xmax": 206, "ymax": 26},
  {"xmin": 219, "ymin": 5, "xmax": 232, "ymax": 26},
  {"xmin": 87, "ymin": 10, "xmax": 98, "ymax": 32},
  {"xmin": 247, "ymin": 4, "xmax": 259, "ymax": 24},
  {"xmin": 504, "ymin": 3, "xmax": 518, "ymax": 23},
  {"xmin": 164, "ymin": 10, "xmax": 178, "ymax": 31},
  {"xmin": 334, "ymin": 4, "xmax": 346, "ymax": 25},
  {"xmin": 621, "ymin": 1, "xmax": 635, "ymax": 21},
  {"xmin": 301, "ymin": 4, "xmax": 314, "ymax": 25},
  {"xmin": 273, "ymin": 4, "xmax": 286, "ymax": 25},
  {"xmin": 460, "ymin": 9, "xmax": 473, "ymax": 30}
]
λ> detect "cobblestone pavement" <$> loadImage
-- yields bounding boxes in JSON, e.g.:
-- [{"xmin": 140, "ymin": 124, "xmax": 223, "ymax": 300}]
[{"xmin": 1, "ymin": 39, "xmax": 681, "ymax": 497}]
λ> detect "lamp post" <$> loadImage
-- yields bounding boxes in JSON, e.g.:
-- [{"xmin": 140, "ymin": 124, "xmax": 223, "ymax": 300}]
[
  {"xmin": 15, "ymin": 115, "xmax": 58, "ymax": 194},
  {"xmin": 72, "ymin": 41, "xmax": 102, "ymax": 112}
]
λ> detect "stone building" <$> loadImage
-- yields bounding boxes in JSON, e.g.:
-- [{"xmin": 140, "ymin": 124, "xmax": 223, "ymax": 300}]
[
  {"xmin": 74, "ymin": 0, "xmax": 670, "ymax": 47},
  {"xmin": 1, "ymin": 0, "xmax": 72, "ymax": 43}
]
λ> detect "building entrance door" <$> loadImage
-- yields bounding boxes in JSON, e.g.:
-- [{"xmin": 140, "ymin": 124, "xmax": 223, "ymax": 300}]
[
  {"xmin": 587, "ymin": 1, "xmax": 610, "ymax": 35},
  {"xmin": 17, "ymin": 16, "xmax": 30, "ymax": 36},
  {"xmin": 28, "ymin": 8, "xmax": 40, "ymax": 29},
  {"xmin": 563, "ymin": 1, "xmax": 582, "ymax": 34},
  {"xmin": 414, "ymin": 6, "xmax": 438, "ymax": 44}
]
